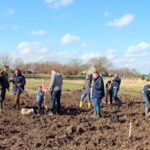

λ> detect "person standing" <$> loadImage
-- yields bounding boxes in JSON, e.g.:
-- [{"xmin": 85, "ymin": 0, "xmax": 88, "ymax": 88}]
[
  {"xmin": 0, "ymin": 66, "xmax": 10, "ymax": 111},
  {"xmin": 91, "ymin": 71, "xmax": 104, "ymax": 119},
  {"xmin": 112, "ymin": 73, "xmax": 121, "ymax": 108},
  {"xmin": 10, "ymin": 69, "xmax": 26, "ymax": 109},
  {"xmin": 36, "ymin": 86, "xmax": 44, "ymax": 115},
  {"xmin": 79, "ymin": 74, "xmax": 92, "ymax": 109},
  {"xmin": 105, "ymin": 80, "xmax": 112, "ymax": 104},
  {"xmin": 141, "ymin": 84, "xmax": 150, "ymax": 117},
  {"xmin": 49, "ymin": 70, "xmax": 63, "ymax": 116}
]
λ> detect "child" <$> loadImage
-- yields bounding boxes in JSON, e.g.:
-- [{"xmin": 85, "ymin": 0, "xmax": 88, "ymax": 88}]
[
  {"xmin": 79, "ymin": 74, "xmax": 92, "ymax": 109},
  {"xmin": 35, "ymin": 86, "xmax": 44, "ymax": 115}
]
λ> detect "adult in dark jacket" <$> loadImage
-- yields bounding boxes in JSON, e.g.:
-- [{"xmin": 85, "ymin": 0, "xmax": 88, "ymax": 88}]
[
  {"xmin": 1, "ymin": 66, "xmax": 10, "ymax": 99},
  {"xmin": 91, "ymin": 71, "xmax": 104, "ymax": 119},
  {"xmin": 10, "ymin": 69, "xmax": 26, "ymax": 109},
  {"xmin": 0, "ymin": 66, "xmax": 10, "ymax": 111},
  {"xmin": 141, "ymin": 84, "xmax": 150, "ymax": 117},
  {"xmin": 112, "ymin": 73, "xmax": 121, "ymax": 108}
]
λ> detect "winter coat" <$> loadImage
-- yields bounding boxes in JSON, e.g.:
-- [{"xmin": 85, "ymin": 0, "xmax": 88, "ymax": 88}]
[
  {"xmin": 92, "ymin": 76, "xmax": 105, "ymax": 99},
  {"xmin": 10, "ymin": 74, "xmax": 26, "ymax": 94}
]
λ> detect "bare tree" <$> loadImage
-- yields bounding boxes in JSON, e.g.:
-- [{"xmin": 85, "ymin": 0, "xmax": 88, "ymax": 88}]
[{"xmin": 0, "ymin": 52, "xmax": 12, "ymax": 67}]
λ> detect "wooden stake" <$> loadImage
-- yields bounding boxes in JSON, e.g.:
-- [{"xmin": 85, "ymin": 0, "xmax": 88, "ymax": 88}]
[{"xmin": 129, "ymin": 122, "xmax": 132, "ymax": 138}]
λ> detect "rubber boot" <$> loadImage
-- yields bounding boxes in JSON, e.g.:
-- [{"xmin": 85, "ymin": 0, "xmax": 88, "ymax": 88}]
[
  {"xmin": 88, "ymin": 102, "xmax": 91, "ymax": 109},
  {"xmin": 79, "ymin": 101, "xmax": 84, "ymax": 108},
  {"xmin": 145, "ymin": 107, "xmax": 149, "ymax": 117}
]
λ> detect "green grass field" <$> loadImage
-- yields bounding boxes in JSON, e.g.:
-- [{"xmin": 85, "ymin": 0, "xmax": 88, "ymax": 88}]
[{"xmin": 7, "ymin": 78, "xmax": 150, "ymax": 96}]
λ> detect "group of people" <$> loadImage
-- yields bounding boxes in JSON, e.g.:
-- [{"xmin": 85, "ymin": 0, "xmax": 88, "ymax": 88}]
[
  {"xmin": 80, "ymin": 71, "xmax": 122, "ymax": 119},
  {"xmin": 0, "ymin": 65, "xmax": 150, "ymax": 118},
  {"xmin": 0, "ymin": 66, "xmax": 26, "ymax": 111}
]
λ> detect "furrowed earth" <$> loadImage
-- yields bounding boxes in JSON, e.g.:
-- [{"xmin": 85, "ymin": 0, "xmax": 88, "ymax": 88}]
[{"xmin": 0, "ymin": 91, "xmax": 150, "ymax": 150}]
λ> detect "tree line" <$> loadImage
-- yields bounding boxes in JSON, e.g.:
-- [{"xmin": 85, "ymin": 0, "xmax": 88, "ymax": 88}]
[{"xmin": 0, "ymin": 52, "xmax": 140, "ymax": 78}]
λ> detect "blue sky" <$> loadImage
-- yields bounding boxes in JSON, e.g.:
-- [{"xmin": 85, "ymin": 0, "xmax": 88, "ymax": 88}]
[{"xmin": 0, "ymin": 0, "xmax": 150, "ymax": 73}]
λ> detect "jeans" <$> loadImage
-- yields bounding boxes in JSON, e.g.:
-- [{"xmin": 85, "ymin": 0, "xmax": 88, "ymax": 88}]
[
  {"xmin": 37, "ymin": 100, "xmax": 43, "ymax": 114},
  {"xmin": 51, "ymin": 90, "xmax": 61, "ymax": 113},
  {"xmin": 92, "ymin": 98, "xmax": 101, "ymax": 113},
  {"xmin": 141, "ymin": 91, "xmax": 150, "ymax": 109},
  {"xmin": 81, "ymin": 92, "xmax": 90, "ymax": 103},
  {"xmin": 112, "ymin": 87, "xmax": 121, "ymax": 107}
]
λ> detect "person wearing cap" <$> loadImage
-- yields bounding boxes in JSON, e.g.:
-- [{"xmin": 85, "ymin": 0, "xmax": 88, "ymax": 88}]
[
  {"xmin": 112, "ymin": 73, "xmax": 121, "ymax": 108},
  {"xmin": 141, "ymin": 84, "xmax": 150, "ymax": 117},
  {"xmin": 91, "ymin": 70, "xmax": 105, "ymax": 118},
  {"xmin": 79, "ymin": 74, "xmax": 92, "ymax": 109},
  {"xmin": 0, "ymin": 66, "xmax": 10, "ymax": 111},
  {"xmin": 49, "ymin": 69, "xmax": 63, "ymax": 116}
]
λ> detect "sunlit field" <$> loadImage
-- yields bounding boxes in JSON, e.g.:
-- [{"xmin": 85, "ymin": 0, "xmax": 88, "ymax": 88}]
[{"xmin": 7, "ymin": 78, "xmax": 149, "ymax": 96}]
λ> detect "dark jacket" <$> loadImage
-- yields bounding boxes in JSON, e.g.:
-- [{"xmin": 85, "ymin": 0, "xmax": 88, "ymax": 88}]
[
  {"xmin": 83, "ymin": 79, "xmax": 91, "ymax": 93},
  {"xmin": 143, "ymin": 84, "xmax": 150, "ymax": 95},
  {"xmin": 92, "ymin": 76, "xmax": 105, "ymax": 99},
  {"xmin": 1, "ymin": 71, "xmax": 10, "ymax": 89},
  {"xmin": 112, "ymin": 77, "xmax": 121, "ymax": 89},
  {"xmin": 10, "ymin": 74, "xmax": 26, "ymax": 93}
]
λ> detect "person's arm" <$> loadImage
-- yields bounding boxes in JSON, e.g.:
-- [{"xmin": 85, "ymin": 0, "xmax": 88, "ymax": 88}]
[{"xmin": 49, "ymin": 72, "xmax": 55, "ymax": 91}]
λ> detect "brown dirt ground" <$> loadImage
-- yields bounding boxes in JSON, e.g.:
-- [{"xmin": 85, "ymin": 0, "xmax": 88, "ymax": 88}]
[{"xmin": 0, "ymin": 91, "xmax": 150, "ymax": 150}]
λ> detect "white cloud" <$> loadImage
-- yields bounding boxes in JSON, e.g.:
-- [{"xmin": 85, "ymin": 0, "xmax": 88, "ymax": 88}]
[
  {"xmin": 44, "ymin": 0, "xmax": 74, "ymax": 8},
  {"xmin": 16, "ymin": 40, "xmax": 77, "ymax": 63},
  {"xmin": 17, "ymin": 42, "xmax": 32, "ymax": 54},
  {"xmin": 125, "ymin": 42, "xmax": 150, "ymax": 58},
  {"xmin": 107, "ymin": 14, "xmax": 134, "ymax": 28},
  {"xmin": 31, "ymin": 30, "xmax": 48, "ymax": 36},
  {"xmin": 60, "ymin": 33, "xmax": 80, "ymax": 45},
  {"xmin": 6, "ymin": 8, "xmax": 15, "ymax": 16}
]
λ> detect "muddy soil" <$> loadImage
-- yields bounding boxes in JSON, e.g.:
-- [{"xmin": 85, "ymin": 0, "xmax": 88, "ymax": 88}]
[{"xmin": 0, "ymin": 91, "xmax": 150, "ymax": 150}]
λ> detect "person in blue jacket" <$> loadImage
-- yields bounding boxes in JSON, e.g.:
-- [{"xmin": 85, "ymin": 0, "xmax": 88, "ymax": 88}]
[
  {"xmin": 91, "ymin": 70, "xmax": 104, "ymax": 119},
  {"xmin": 10, "ymin": 68, "xmax": 26, "ymax": 109}
]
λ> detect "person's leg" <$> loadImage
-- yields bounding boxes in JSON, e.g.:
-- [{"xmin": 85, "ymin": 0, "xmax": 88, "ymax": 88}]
[
  {"xmin": 113, "ymin": 88, "xmax": 121, "ymax": 107},
  {"xmin": 15, "ymin": 92, "xmax": 21, "ymax": 109},
  {"xmin": 106, "ymin": 90, "xmax": 109, "ymax": 104},
  {"xmin": 0, "ymin": 89, "xmax": 3, "ymax": 111},
  {"xmin": 80, "ymin": 92, "xmax": 86, "ymax": 108},
  {"xmin": 56, "ymin": 90, "xmax": 61, "ymax": 114},
  {"xmin": 109, "ymin": 90, "xmax": 113, "ymax": 104},
  {"xmin": 2, "ymin": 88, "xmax": 6, "ymax": 102},
  {"xmin": 37, "ymin": 101, "xmax": 42, "ymax": 114},
  {"xmin": 51, "ymin": 91, "xmax": 57, "ymax": 113},
  {"xmin": 96, "ymin": 98, "xmax": 101, "ymax": 117},
  {"xmin": 91, "ymin": 98, "xmax": 97, "ymax": 117},
  {"xmin": 86, "ymin": 92, "xmax": 91, "ymax": 109}
]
